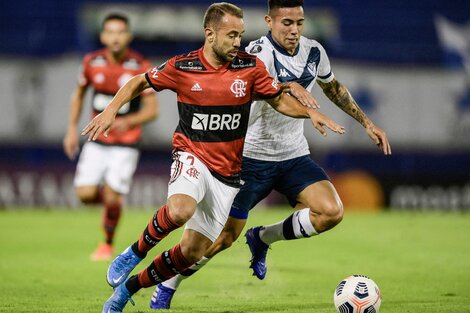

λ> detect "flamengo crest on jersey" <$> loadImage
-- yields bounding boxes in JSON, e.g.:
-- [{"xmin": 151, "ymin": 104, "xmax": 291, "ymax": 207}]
[{"xmin": 243, "ymin": 33, "xmax": 335, "ymax": 161}]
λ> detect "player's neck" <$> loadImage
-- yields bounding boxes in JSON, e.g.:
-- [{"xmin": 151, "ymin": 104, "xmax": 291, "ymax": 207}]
[
  {"xmin": 106, "ymin": 49, "xmax": 127, "ymax": 63},
  {"xmin": 202, "ymin": 45, "xmax": 226, "ymax": 69}
]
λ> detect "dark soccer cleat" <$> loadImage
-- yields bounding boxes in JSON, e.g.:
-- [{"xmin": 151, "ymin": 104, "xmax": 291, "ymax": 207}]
[
  {"xmin": 102, "ymin": 280, "xmax": 135, "ymax": 313},
  {"xmin": 149, "ymin": 283, "xmax": 176, "ymax": 310},
  {"xmin": 245, "ymin": 226, "xmax": 270, "ymax": 280},
  {"xmin": 107, "ymin": 245, "xmax": 142, "ymax": 287}
]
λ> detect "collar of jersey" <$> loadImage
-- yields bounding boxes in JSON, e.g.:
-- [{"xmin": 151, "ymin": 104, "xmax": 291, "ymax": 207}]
[
  {"xmin": 102, "ymin": 47, "xmax": 131, "ymax": 64},
  {"xmin": 198, "ymin": 47, "xmax": 231, "ymax": 71},
  {"xmin": 266, "ymin": 31, "xmax": 300, "ymax": 57}
]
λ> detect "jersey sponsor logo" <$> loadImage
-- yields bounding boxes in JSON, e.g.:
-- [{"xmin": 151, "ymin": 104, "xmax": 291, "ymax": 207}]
[
  {"xmin": 249, "ymin": 45, "xmax": 262, "ymax": 54},
  {"xmin": 230, "ymin": 79, "xmax": 247, "ymax": 97},
  {"xmin": 176, "ymin": 101, "xmax": 250, "ymax": 142},
  {"xmin": 278, "ymin": 68, "xmax": 291, "ymax": 78},
  {"xmin": 228, "ymin": 57, "xmax": 256, "ymax": 69},
  {"xmin": 191, "ymin": 83, "xmax": 202, "ymax": 91},
  {"xmin": 175, "ymin": 59, "xmax": 206, "ymax": 71},
  {"xmin": 191, "ymin": 113, "xmax": 241, "ymax": 131}
]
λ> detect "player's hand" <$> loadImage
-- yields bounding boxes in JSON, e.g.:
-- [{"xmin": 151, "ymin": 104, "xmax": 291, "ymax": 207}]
[
  {"xmin": 283, "ymin": 82, "xmax": 320, "ymax": 109},
  {"xmin": 81, "ymin": 111, "xmax": 116, "ymax": 141},
  {"xmin": 365, "ymin": 125, "xmax": 391, "ymax": 155},
  {"xmin": 308, "ymin": 109, "xmax": 345, "ymax": 136},
  {"xmin": 63, "ymin": 131, "xmax": 79, "ymax": 160}
]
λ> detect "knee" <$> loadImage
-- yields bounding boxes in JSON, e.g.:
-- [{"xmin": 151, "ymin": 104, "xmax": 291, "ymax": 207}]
[
  {"xmin": 167, "ymin": 195, "xmax": 197, "ymax": 225},
  {"xmin": 324, "ymin": 200, "xmax": 344, "ymax": 226},
  {"xmin": 76, "ymin": 187, "xmax": 99, "ymax": 204},
  {"xmin": 313, "ymin": 199, "xmax": 344, "ymax": 231},
  {"xmin": 168, "ymin": 206, "xmax": 194, "ymax": 225}
]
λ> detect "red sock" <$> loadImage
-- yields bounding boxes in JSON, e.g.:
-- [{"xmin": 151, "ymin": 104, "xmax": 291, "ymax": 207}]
[
  {"xmin": 137, "ymin": 244, "xmax": 192, "ymax": 287},
  {"xmin": 102, "ymin": 199, "xmax": 122, "ymax": 245},
  {"xmin": 137, "ymin": 205, "xmax": 182, "ymax": 253}
]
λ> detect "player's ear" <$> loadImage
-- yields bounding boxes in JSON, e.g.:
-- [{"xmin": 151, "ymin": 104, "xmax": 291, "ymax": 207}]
[
  {"xmin": 264, "ymin": 15, "xmax": 272, "ymax": 29},
  {"xmin": 205, "ymin": 27, "xmax": 215, "ymax": 43}
]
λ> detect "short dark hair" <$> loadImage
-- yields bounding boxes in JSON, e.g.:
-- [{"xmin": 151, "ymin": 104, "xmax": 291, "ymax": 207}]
[
  {"xmin": 268, "ymin": 0, "xmax": 304, "ymax": 15},
  {"xmin": 101, "ymin": 13, "xmax": 129, "ymax": 30},
  {"xmin": 203, "ymin": 2, "xmax": 243, "ymax": 29}
]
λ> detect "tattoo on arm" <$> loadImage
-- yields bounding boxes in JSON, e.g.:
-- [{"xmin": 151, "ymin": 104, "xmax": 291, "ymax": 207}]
[{"xmin": 318, "ymin": 79, "xmax": 373, "ymax": 128}]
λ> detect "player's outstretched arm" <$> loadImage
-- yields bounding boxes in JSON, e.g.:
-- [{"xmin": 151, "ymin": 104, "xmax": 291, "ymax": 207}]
[
  {"xmin": 81, "ymin": 74, "xmax": 151, "ymax": 141},
  {"xmin": 318, "ymin": 78, "xmax": 391, "ymax": 155},
  {"xmin": 111, "ymin": 92, "xmax": 159, "ymax": 133},
  {"xmin": 279, "ymin": 82, "xmax": 320, "ymax": 109},
  {"xmin": 266, "ymin": 92, "xmax": 345, "ymax": 136}
]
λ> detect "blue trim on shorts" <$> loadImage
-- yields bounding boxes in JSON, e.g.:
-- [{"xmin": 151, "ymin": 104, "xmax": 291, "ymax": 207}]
[{"xmin": 229, "ymin": 155, "xmax": 330, "ymax": 219}]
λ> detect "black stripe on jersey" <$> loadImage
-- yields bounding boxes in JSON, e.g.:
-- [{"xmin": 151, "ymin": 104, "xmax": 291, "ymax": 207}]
[
  {"xmin": 255, "ymin": 88, "xmax": 282, "ymax": 100},
  {"xmin": 175, "ymin": 101, "xmax": 251, "ymax": 142},
  {"xmin": 211, "ymin": 170, "xmax": 241, "ymax": 188},
  {"xmin": 273, "ymin": 46, "xmax": 321, "ymax": 89}
]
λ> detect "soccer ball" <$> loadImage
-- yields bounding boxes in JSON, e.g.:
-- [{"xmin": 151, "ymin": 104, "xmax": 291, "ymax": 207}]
[{"xmin": 333, "ymin": 275, "xmax": 381, "ymax": 313}]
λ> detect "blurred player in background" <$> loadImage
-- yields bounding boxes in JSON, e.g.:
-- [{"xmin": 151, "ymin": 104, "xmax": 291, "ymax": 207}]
[
  {"xmin": 81, "ymin": 3, "xmax": 345, "ymax": 312},
  {"xmin": 63, "ymin": 13, "xmax": 159, "ymax": 261},
  {"xmin": 149, "ymin": 0, "xmax": 391, "ymax": 309}
]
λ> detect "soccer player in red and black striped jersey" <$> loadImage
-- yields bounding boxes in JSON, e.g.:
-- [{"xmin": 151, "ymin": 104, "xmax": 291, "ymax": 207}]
[
  {"xmin": 82, "ymin": 3, "xmax": 344, "ymax": 312},
  {"xmin": 63, "ymin": 13, "xmax": 159, "ymax": 261}
]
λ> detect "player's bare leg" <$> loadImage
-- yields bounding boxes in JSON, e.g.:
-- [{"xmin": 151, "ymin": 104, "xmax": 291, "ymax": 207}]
[
  {"xmin": 258, "ymin": 180, "xmax": 343, "ymax": 244},
  {"xmin": 76, "ymin": 184, "xmax": 123, "ymax": 261},
  {"xmin": 111, "ymin": 228, "xmax": 213, "ymax": 312},
  {"xmin": 247, "ymin": 180, "xmax": 343, "ymax": 279},
  {"xmin": 150, "ymin": 217, "xmax": 247, "ymax": 309},
  {"xmin": 106, "ymin": 194, "xmax": 194, "ymax": 287},
  {"xmin": 76, "ymin": 185, "xmax": 102, "ymax": 204}
]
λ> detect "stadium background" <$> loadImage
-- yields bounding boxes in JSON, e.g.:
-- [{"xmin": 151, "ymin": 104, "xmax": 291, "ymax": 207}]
[{"xmin": 0, "ymin": 0, "xmax": 469, "ymax": 211}]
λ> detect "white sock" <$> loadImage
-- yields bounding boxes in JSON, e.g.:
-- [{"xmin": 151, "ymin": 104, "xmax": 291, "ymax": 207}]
[
  {"xmin": 259, "ymin": 208, "xmax": 317, "ymax": 245},
  {"xmin": 161, "ymin": 256, "xmax": 210, "ymax": 290}
]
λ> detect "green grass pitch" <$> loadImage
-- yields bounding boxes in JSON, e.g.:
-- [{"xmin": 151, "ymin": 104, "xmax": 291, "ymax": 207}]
[{"xmin": 1, "ymin": 207, "xmax": 469, "ymax": 312}]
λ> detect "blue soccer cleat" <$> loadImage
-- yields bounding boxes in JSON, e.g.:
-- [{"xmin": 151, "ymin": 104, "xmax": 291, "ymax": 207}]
[
  {"xmin": 149, "ymin": 283, "xmax": 176, "ymax": 310},
  {"xmin": 107, "ymin": 245, "xmax": 142, "ymax": 287},
  {"xmin": 102, "ymin": 280, "xmax": 135, "ymax": 313},
  {"xmin": 245, "ymin": 226, "xmax": 270, "ymax": 280}
]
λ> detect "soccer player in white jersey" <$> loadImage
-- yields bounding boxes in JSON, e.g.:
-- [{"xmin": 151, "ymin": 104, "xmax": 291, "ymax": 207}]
[{"xmin": 150, "ymin": 0, "xmax": 391, "ymax": 309}]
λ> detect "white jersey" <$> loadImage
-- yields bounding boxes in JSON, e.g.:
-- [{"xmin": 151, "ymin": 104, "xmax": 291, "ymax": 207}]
[{"xmin": 243, "ymin": 33, "xmax": 335, "ymax": 161}]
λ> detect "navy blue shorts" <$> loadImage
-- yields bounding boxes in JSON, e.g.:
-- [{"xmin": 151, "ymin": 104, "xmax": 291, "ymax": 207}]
[{"xmin": 229, "ymin": 155, "xmax": 330, "ymax": 219}]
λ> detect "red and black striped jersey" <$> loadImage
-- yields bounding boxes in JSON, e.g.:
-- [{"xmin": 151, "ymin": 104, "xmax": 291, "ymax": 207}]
[
  {"xmin": 145, "ymin": 47, "xmax": 281, "ymax": 186},
  {"xmin": 80, "ymin": 48, "xmax": 153, "ymax": 146}
]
